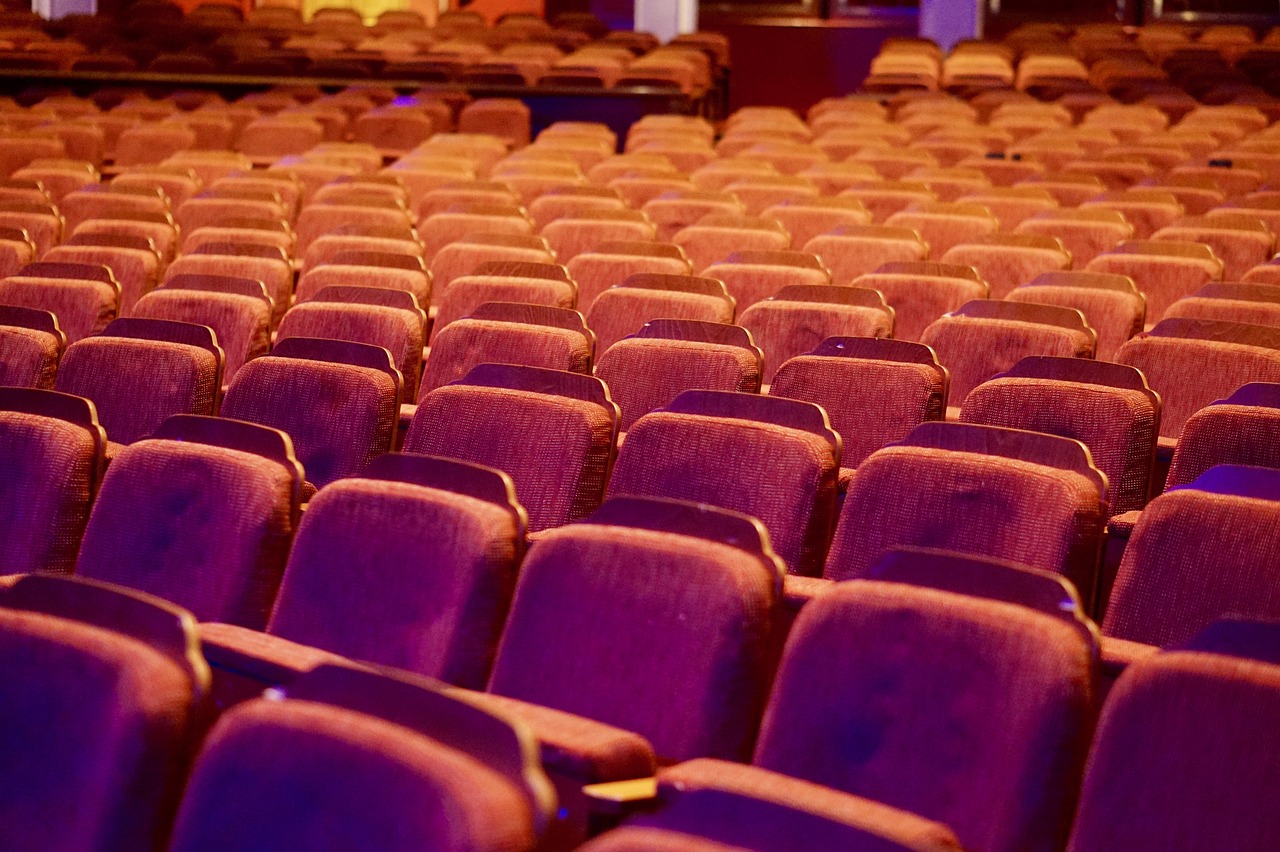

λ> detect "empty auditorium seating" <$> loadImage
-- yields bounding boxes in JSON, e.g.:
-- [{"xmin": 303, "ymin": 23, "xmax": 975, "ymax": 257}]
[
  {"xmin": 0, "ymin": 573, "xmax": 210, "ymax": 851},
  {"xmin": 404, "ymin": 364, "xmax": 618, "ymax": 532},
  {"xmin": 825, "ymin": 422, "xmax": 1108, "ymax": 596},
  {"xmin": 0, "ymin": 304, "xmax": 62, "ymax": 388},
  {"xmin": 607, "ymin": 390, "xmax": 840, "ymax": 575},
  {"xmin": 75, "ymin": 414, "xmax": 302, "ymax": 628},
  {"xmin": 921, "ymin": 300, "xmax": 1097, "ymax": 408},
  {"xmin": 851, "ymin": 261, "xmax": 988, "ymax": 343},
  {"xmin": 221, "ymin": 337, "xmax": 401, "ymax": 490},
  {"xmin": 587, "ymin": 272, "xmax": 735, "ymax": 353},
  {"xmin": 168, "ymin": 663, "xmax": 554, "ymax": 852},
  {"xmin": 1006, "ymin": 271, "xmax": 1146, "ymax": 361}
]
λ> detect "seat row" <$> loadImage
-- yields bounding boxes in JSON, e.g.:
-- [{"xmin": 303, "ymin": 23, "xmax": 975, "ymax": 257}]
[{"xmin": 3, "ymin": 466, "xmax": 1279, "ymax": 851}]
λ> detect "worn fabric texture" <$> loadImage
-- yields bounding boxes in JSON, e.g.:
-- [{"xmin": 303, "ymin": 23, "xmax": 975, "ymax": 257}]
[
  {"xmin": 133, "ymin": 290, "xmax": 269, "ymax": 383},
  {"xmin": 76, "ymin": 439, "xmax": 296, "ymax": 628},
  {"xmin": 741, "ymin": 302, "xmax": 894, "ymax": 383},
  {"xmin": 405, "ymin": 386, "xmax": 615, "ymax": 531},
  {"xmin": 772, "ymin": 356, "xmax": 945, "ymax": 468},
  {"xmin": 753, "ymin": 581, "xmax": 1096, "ymax": 852},
  {"xmin": 487, "ymin": 525, "xmax": 781, "ymax": 765},
  {"xmin": 56, "ymin": 337, "xmax": 219, "ymax": 445},
  {"xmin": 421, "ymin": 320, "xmax": 591, "ymax": 398},
  {"xmin": 608, "ymin": 411, "xmax": 839, "ymax": 575},
  {"xmin": 827, "ymin": 446, "xmax": 1105, "ymax": 593},
  {"xmin": 168, "ymin": 698, "xmax": 536, "ymax": 852},
  {"xmin": 1104, "ymin": 488, "xmax": 1280, "ymax": 646},
  {"xmin": 0, "ymin": 412, "xmax": 97, "ymax": 574}
]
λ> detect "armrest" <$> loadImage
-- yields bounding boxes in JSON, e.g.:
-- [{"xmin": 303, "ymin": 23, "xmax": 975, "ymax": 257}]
[
  {"xmin": 1106, "ymin": 510, "xmax": 1141, "ymax": 539},
  {"xmin": 583, "ymin": 777, "xmax": 659, "ymax": 817},
  {"xmin": 199, "ymin": 622, "xmax": 346, "ymax": 710},
  {"xmin": 1100, "ymin": 635, "xmax": 1158, "ymax": 696},
  {"xmin": 783, "ymin": 574, "xmax": 834, "ymax": 615},
  {"xmin": 655, "ymin": 759, "xmax": 962, "ymax": 850}
]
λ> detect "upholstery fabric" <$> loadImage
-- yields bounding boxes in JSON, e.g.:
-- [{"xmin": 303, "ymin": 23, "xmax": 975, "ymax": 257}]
[
  {"xmin": 803, "ymin": 232, "xmax": 929, "ymax": 285},
  {"xmin": 222, "ymin": 358, "xmax": 398, "ymax": 490},
  {"xmin": 1166, "ymin": 404, "xmax": 1280, "ymax": 487},
  {"xmin": 826, "ymin": 446, "xmax": 1105, "ymax": 593},
  {"xmin": 0, "ymin": 210, "xmax": 59, "ymax": 255},
  {"xmin": 1067, "ymin": 649, "xmax": 1280, "ymax": 852},
  {"xmin": 294, "ymin": 263, "xmax": 431, "ymax": 307},
  {"xmin": 198, "ymin": 622, "xmax": 346, "ymax": 677},
  {"xmin": 772, "ymin": 356, "xmax": 945, "ymax": 468},
  {"xmin": 276, "ymin": 303, "xmax": 424, "ymax": 402},
  {"xmin": 542, "ymin": 217, "xmax": 657, "ymax": 262},
  {"xmin": 939, "ymin": 242, "xmax": 1071, "ymax": 299},
  {"xmin": 263, "ymin": 478, "xmax": 522, "ymax": 688},
  {"xmin": 418, "ymin": 210, "xmax": 534, "ymax": 256},
  {"xmin": 740, "ymin": 302, "xmax": 893, "ymax": 383},
  {"xmin": 133, "ymin": 290, "xmax": 270, "ymax": 383},
  {"xmin": 577, "ymin": 828, "xmax": 748, "ymax": 852},
  {"xmin": 1165, "ymin": 296, "xmax": 1280, "ymax": 328},
  {"xmin": 701, "ymin": 262, "xmax": 831, "ymax": 312},
  {"xmin": 487, "ymin": 524, "xmax": 781, "ymax": 764},
  {"xmin": 753, "ymin": 581, "xmax": 1096, "ymax": 852},
  {"xmin": 431, "ymin": 277, "xmax": 576, "ymax": 342},
  {"xmin": 961, "ymin": 378, "xmax": 1156, "ymax": 515},
  {"xmin": 920, "ymin": 316, "xmax": 1095, "ymax": 405},
  {"xmin": 883, "ymin": 210, "xmax": 999, "ymax": 258},
  {"xmin": 0, "ymin": 278, "xmax": 116, "ymax": 344},
  {"xmin": 1007, "ymin": 285, "xmax": 1144, "ymax": 361},
  {"xmin": 1015, "ymin": 213, "xmax": 1131, "ymax": 265},
  {"xmin": 405, "ymin": 386, "xmax": 615, "ymax": 531},
  {"xmin": 607, "ymin": 411, "xmax": 839, "ymax": 575},
  {"xmin": 0, "ymin": 608, "xmax": 195, "ymax": 852},
  {"xmin": 1104, "ymin": 487, "xmax": 1280, "ymax": 646},
  {"xmin": 854, "ymin": 272, "xmax": 987, "ymax": 343},
  {"xmin": 168, "ymin": 698, "xmax": 536, "ymax": 852},
  {"xmin": 0, "ymin": 326, "xmax": 59, "ymax": 388},
  {"xmin": 673, "ymin": 225, "xmax": 791, "ymax": 274},
  {"xmin": 428, "ymin": 242, "xmax": 554, "ymax": 292},
  {"xmin": 596, "ymin": 339, "xmax": 761, "ymax": 431},
  {"xmin": 0, "ymin": 412, "xmax": 97, "ymax": 574},
  {"xmin": 588, "ymin": 289, "xmax": 734, "ymax": 354},
  {"xmin": 76, "ymin": 439, "xmax": 296, "ymax": 629},
  {"xmin": 421, "ymin": 320, "xmax": 592, "ymax": 398},
  {"xmin": 55, "ymin": 337, "xmax": 219, "ymax": 446},
  {"xmin": 1116, "ymin": 336, "xmax": 1280, "ymax": 439},
  {"xmin": 1085, "ymin": 253, "xmax": 1218, "ymax": 326},
  {"xmin": 45, "ymin": 244, "xmax": 158, "ymax": 314},
  {"xmin": 565, "ymin": 252, "xmax": 692, "ymax": 313},
  {"xmin": 763, "ymin": 202, "xmax": 872, "ymax": 250},
  {"xmin": 1152, "ymin": 223, "xmax": 1273, "ymax": 281},
  {"xmin": 294, "ymin": 205, "xmax": 413, "ymax": 255},
  {"xmin": 166, "ymin": 255, "xmax": 294, "ymax": 323}
]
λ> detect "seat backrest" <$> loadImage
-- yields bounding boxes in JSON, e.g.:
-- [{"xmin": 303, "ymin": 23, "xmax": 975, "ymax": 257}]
[
  {"xmin": 587, "ymin": 273, "xmax": 736, "ymax": 353},
  {"xmin": 55, "ymin": 317, "xmax": 223, "ymax": 447},
  {"xmin": 421, "ymin": 303, "xmax": 594, "ymax": 396},
  {"xmin": 701, "ymin": 250, "xmax": 832, "ymax": 312},
  {"xmin": 1165, "ymin": 382, "xmax": 1280, "ymax": 488},
  {"xmin": 740, "ymin": 286, "xmax": 896, "ymax": 382},
  {"xmin": 852, "ymin": 260, "xmax": 989, "ymax": 342},
  {"xmin": 0, "ymin": 304, "xmax": 63, "ymax": 388},
  {"xmin": 404, "ymin": 364, "xmax": 619, "ymax": 532},
  {"xmin": 827, "ymin": 421, "xmax": 1108, "ymax": 594},
  {"xmin": 1104, "ymin": 464, "xmax": 1280, "ymax": 646},
  {"xmin": 770, "ymin": 337, "xmax": 948, "ymax": 467},
  {"xmin": 0, "ymin": 387, "xmax": 105, "ymax": 573},
  {"xmin": 1116, "ymin": 318, "xmax": 1280, "ymax": 439},
  {"xmin": 488, "ymin": 496, "xmax": 785, "ymax": 764},
  {"xmin": 607, "ymin": 390, "xmax": 841, "ymax": 575},
  {"xmin": 921, "ymin": 299, "xmax": 1098, "ymax": 405},
  {"xmin": 960, "ymin": 356, "xmax": 1159, "ymax": 514},
  {"xmin": 1067, "ymin": 627, "xmax": 1280, "ymax": 851},
  {"xmin": 565, "ymin": 240, "xmax": 692, "ymax": 311},
  {"xmin": 0, "ymin": 574, "xmax": 209, "ymax": 852},
  {"xmin": 802, "ymin": 224, "xmax": 931, "ymax": 284},
  {"xmin": 1007, "ymin": 269, "xmax": 1145, "ymax": 360},
  {"xmin": 168, "ymin": 663, "xmax": 554, "ymax": 852},
  {"xmin": 132, "ymin": 288, "xmax": 271, "ymax": 385},
  {"xmin": 595, "ymin": 319, "xmax": 764, "ymax": 431},
  {"xmin": 221, "ymin": 338, "xmax": 402, "ymax": 489},
  {"xmin": 267, "ymin": 455, "xmax": 525, "ymax": 689},
  {"xmin": 74, "ymin": 414, "xmax": 302, "ymax": 629},
  {"xmin": 754, "ymin": 576, "xmax": 1097, "ymax": 852}
]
